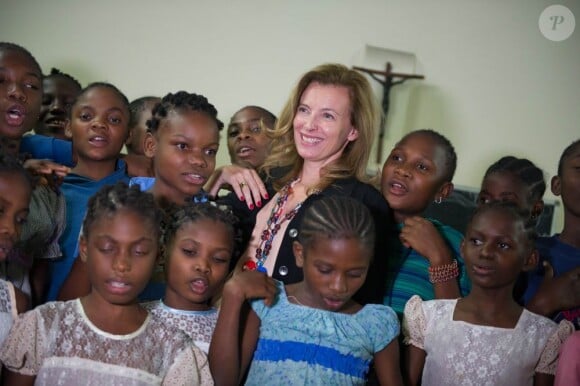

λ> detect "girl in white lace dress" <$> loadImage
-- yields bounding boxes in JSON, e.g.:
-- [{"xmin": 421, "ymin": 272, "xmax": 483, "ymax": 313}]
[
  {"xmin": 144, "ymin": 202, "xmax": 236, "ymax": 353},
  {"xmin": 403, "ymin": 202, "xmax": 574, "ymax": 386},
  {"xmin": 0, "ymin": 183, "xmax": 212, "ymax": 385}
]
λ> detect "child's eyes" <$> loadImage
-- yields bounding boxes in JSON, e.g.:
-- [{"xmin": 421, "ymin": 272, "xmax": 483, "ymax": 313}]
[
  {"xmin": 80, "ymin": 113, "xmax": 92, "ymax": 121},
  {"xmin": 181, "ymin": 248, "xmax": 197, "ymax": 257},
  {"xmin": 498, "ymin": 242, "xmax": 511, "ymax": 250},
  {"xmin": 16, "ymin": 215, "xmax": 28, "ymax": 225},
  {"xmin": 250, "ymin": 125, "xmax": 261, "ymax": 133},
  {"xmin": 109, "ymin": 116, "xmax": 122, "ymax": 124},
  {"xmin": 228, "ymin": 129, "xmax": 239, "ymax": 138},
  {"xmin": 24, "ymin": 81, "xmax": 40, "ymax": 90},
  {"xmin": 205, "ymin": 148, "xmax": 217, "ymax": 157},
  {"xmin": 469, "ymin": 238, "xmax": 483, "ymax": 246},
  {"xmin": 317, "ymin": 267, "xmax": 332, "ymax": 275},
  {"xmin": 390, "ymin": 154, "xmax": 402, "ymax": 162},
  {"xmin": 417, "ymin": 163, "xmax": 429, "ymax": 171},
  {"xmin": 346, "ymin": 271, "xmax": 365, "ymax": 279},
  {"xmin": 212, "ymin": 256, "xmax": 229, "ymax": 264},
  {"xmin": 176, "ymin": 143, "xmax": 188, "ymax": 151}
]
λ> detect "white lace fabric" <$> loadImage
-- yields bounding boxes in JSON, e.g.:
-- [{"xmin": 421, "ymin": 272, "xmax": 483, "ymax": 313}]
[
  {"xmin": 403, "ymin": 295, "xmax": 574, "ymax": 386},
  {"xmin": 0, "ymin": 299, "xmax": 213, "ymax": 385},
  {"xmin": 143, "ymin": 300, "xmax": 218, "ymax": 354}
]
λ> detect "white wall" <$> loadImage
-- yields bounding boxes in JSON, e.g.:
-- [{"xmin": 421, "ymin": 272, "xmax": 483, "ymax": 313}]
[{"xmin": 2, "ymin": 0, "xmax": 579, "ymax": 230}]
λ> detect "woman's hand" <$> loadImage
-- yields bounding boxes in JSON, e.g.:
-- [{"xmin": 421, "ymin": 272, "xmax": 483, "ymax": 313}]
[
  {"xmin": 23, "ymin": 158, "xmax": 70, "ymax": 188},
  {"xmin": 206, "ymin": 164, "xmax": 269, "ymax": 209}
]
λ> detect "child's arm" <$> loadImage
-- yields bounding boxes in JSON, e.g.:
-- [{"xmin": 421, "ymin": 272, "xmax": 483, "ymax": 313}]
[
  {"xmin": 58, "ymin": 258, "xmax": 91, "ymax": 301},
  {"xmin": 373, "ymin": 339, "xmax": 403, "ymax": 386},
  {"xmin": 400, "ymin": 216, "xmax": 461, "ymax": 298},
  {"xmin": 404, "ymin": 345, "xmax": 426, "ymax": 386},
  {"xmin": 526, "ymin": 263, "xmax": 580, "ymax": 317},
  {"xmin": 209, "ymin": 271, "xmax": 277, "ymax": 386},
  {"xmin": 2, "ymin": 369, "xmax": 35, "ymax": 386}
]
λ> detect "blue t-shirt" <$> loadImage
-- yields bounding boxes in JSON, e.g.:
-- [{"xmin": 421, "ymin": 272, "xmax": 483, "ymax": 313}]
[
  {"xmin": 523, "ymin": 235, "xmax": 580, "ymax": 329},
  {"xmin": 247, "ymin": 281, "xmax": 399, "ymax": 385},
  {"xmin": 19, "ymin": 134, "xmax": 74, "ymax": 167},
  {"xmin": 46, "ymin": 160, "xmax": 129, "ymax": 301}
]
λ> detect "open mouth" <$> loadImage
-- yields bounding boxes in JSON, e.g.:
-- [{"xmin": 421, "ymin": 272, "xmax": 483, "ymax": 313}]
[
  {"xmin": 5, "ymin": 105, "xmax": 26, "ymax": 127},
  {"xmin": 88, "ymin": 135, "xmax": 109, "ymax": 146},
  {"xmin": 190, "ymin": 278, "xmax": 209, "ymax": 294},
  {"xmin": 182, "ymin": 172, "xmax": 206, "ymax": 185},
  {"xmin": 237, "ymin": 146, "xmax": 255, "ymax": 155}
]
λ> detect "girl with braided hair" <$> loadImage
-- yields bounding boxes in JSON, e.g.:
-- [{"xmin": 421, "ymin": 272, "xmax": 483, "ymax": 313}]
[
  {"xmin": 210, "ymin": 196, "xmax": 402, "ymax": 386},
  {"xmin": 1, "ymin": 182, "xmax": 212, "ymax": 385}
]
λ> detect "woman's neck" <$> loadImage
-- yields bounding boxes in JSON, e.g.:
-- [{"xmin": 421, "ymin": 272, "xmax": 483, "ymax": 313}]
[
  {"xmin": 299, "ymin": 161, "xmax": 323, "ymax": 187},
  {"xmin": 81, "ymin": 293, "xmax": 147, "ymax": 335},
  {"xmin": 72, "ymin": 158, "xmax": 118, "ymax": 180}
]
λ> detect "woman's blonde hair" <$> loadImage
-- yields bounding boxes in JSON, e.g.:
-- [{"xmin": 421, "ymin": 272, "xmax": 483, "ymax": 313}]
[{"xmin": 261, "ymin": 63, "xmax": 380, "ymax": 192}]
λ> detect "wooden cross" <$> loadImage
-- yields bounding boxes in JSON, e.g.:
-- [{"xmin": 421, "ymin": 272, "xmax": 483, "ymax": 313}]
[{"xmin": 353, "ymin": 62, "xmax": 424, "ymax": 164}]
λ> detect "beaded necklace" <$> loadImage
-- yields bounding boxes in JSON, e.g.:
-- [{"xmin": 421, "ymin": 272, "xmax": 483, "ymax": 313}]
[{"xmin": 252, "ymin": 178, "xmax": 303, "ymax": 271}]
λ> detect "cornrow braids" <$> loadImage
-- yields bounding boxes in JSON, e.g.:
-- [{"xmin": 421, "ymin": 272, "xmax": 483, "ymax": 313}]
[
  {"xmin": 0, "ymin": 42, "xmax": 42, "ymax": 77},
  {"xmin": 401, "ymin": 129, "xmax": 457, "ymax": 182},
  {"xmin": 0, "ymin": 148, "xmax": 34, "ymax": 191},
  {"xmin": 82, "ymin": 182, "xmax": 162, "ymax": 240},
  {"xmin": 557, "ymin": 139, "xmax": 580, "ymax": 176},
  {"xmin": 71, "ymin": 82, "xmax": 130, "ymax": 118},
  {"xmin": 297, "ymin": 196, "xmax": 375, "ymax": 255},
  {"xmin": 47, "ymin": 67, "xmax": 82, "ymax": 90},
  {"xmin": 128, "ymin": 96, "xmax": 161, "ymax": 129},
  {"xmin": 484, "ymin": 156, "xmax": 546, "ymax": 203},
  {"xmin": 469, "ymin": 200, "xmax": 537, "ymax": 247},
  {"xmin": 162, "ymin": 201, "xmax": 238, "ymax": 260},
  {"xmin": 146, "ymin": 91, "xmax": 224, "ymax": 134}
]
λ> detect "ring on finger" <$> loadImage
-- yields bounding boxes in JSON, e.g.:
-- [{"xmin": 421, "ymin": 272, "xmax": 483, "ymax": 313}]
[{"xmin": 239, "ymin": 181, "xmax": 247, "ymax": 188}]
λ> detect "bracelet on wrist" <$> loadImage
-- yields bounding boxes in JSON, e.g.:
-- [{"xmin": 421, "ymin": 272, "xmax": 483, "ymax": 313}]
[{"xmin": 428, "ymin": 259, "xmax": 459, "ymax": 284}]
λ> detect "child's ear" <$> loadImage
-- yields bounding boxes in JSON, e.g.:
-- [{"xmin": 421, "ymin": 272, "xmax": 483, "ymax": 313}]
[
  {"xmin": 436, "ymin": 181, "xmax": 454, "ymax": 202},
  {"xmin": 531, "ymin": 200, "xmax": 544, "ymax": 219},
  {"xmin": 346, "ymin": 127, "xmax": 359, "ymax": 142},
  {"xmin": 79, "ymin": 236, "xmax": 88, "ymax": 263},
  {"xmin": 551, "ymin": 175, "xmax": 562, "ymax": 196},
  {"xmin": 144, "ymin": 132, "xmax": 156, "ymax": 159},
  {"xmin": 522, "ymin": 248, "xmax": 539, "ymax": 272},
  {"xmin": 64, "ymin": 119, "xmax": 72, "ymax": 138},
  {"xmin": 293, "ymin": 241, "xmax": 305, "ymax": 268},
  {"xmin": 125, "ymin": 129, "xmax": 133, "ymax": 146}
]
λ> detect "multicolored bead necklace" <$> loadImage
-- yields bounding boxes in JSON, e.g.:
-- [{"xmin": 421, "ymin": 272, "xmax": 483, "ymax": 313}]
[{"xmin": 246, "ymin": 179, "xmax": 303, "ymax": 272}]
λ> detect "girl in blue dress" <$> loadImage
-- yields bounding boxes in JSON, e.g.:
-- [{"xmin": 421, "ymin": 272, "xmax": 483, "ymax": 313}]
[{"xmin": 209, "ymin": 195, "xmax": 402, "ymax": 386}]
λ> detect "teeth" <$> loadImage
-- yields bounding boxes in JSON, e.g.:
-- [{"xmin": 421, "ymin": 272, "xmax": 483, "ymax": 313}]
[
  {"xmin": 301, "ymin": 134, "xmax": 320, "ymax": 144},
  {"xmin": 110, "ymin": 281, "xmax": 128, "ymax": 288},
  {"xmin": 8, "ymin": 111, "xmax": 22, "ymax": 118},
  {"xmin": 92, "ymin": 137, "xmax": 106, "ymax": 142}
]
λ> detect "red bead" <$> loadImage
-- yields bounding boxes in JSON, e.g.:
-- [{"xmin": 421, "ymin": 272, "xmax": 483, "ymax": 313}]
[{"xmin": 243, "ymin": 261, "xmax": 257, "ymax": 271}]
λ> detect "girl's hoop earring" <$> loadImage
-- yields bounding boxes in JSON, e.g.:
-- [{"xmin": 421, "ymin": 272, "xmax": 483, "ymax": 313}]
[{"xmin": 434, "ymin": 197, "xmax": 442, "ymax": 204}]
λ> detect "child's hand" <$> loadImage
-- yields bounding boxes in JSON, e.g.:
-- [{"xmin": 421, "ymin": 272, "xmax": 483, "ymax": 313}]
[
  {"xmin": 206, "ymin": 165, "xmax": 268, "ymax": 210},
  {"xmin": 224, "ymin": 270, "xmax": 278, "ymax": 306},
  {"xmin": 531, "ymin": 262, "xmax": 580, "ymax": 315},
  {"xmin": 23, "ymin": 158, "xmax": 71, "ymax": 189},
  {"xmin": 400, "ymin": 216, "xmax": 453, "ymax": 265}
]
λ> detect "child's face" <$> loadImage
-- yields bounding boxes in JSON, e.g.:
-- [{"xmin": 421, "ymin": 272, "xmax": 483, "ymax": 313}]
[
  {"xmin": 293, "ymin": 236, "xmax": 370, "ymax": 312},
  {"xmin": 66, "ymin": 87, "xmax": 129, "ymax": 163},
  {"xmin": 292, "ymin": 82, "xmax": 359, "ymax": 166},
  {"xmin": 145, "ymin": 110, "xmax": 219, "ymax": 204},
  {"xmin": 127, "ymin": 100, "xmax": 158, "ymax": 156},
  {"xmin": 227, "ymin": 107, "xmax": 272, "ymax": 168},
  {"xmin": 552, "ymin": 145, "xmax": 580, "ymax": 218},
  {"xmin": 164, "ymin": 218, "xmax": 232, "ymax": 311},
  {"xmin": 37, "ymin": 76, "xmax": 80, "ymax": 140},
  {"xmin": 79, "ymin": 209, "xmax": 158, "ymax": 305},
  {"xmin": 0, "ymin": 172, "xmax": 31, "ymax": 262},
  {"xmin": 0, "ymin": 49, "xmax": 42, "ymax": 139},
  {"xmin": 478, "ymin": 171, "xmax": 531, "ymax": 209},
  {"xmin": 381, "ymin": 133, "xmax": 451, "ymax": 221},
  {"xmin": 461, "ymin": 209, "xmax": 536, "ymax": 290}
]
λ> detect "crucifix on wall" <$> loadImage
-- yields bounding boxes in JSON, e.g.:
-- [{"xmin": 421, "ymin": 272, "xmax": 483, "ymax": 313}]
[{"xmin": 353, "ymin": 62, "xmax": 424, "ymax": 164}]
